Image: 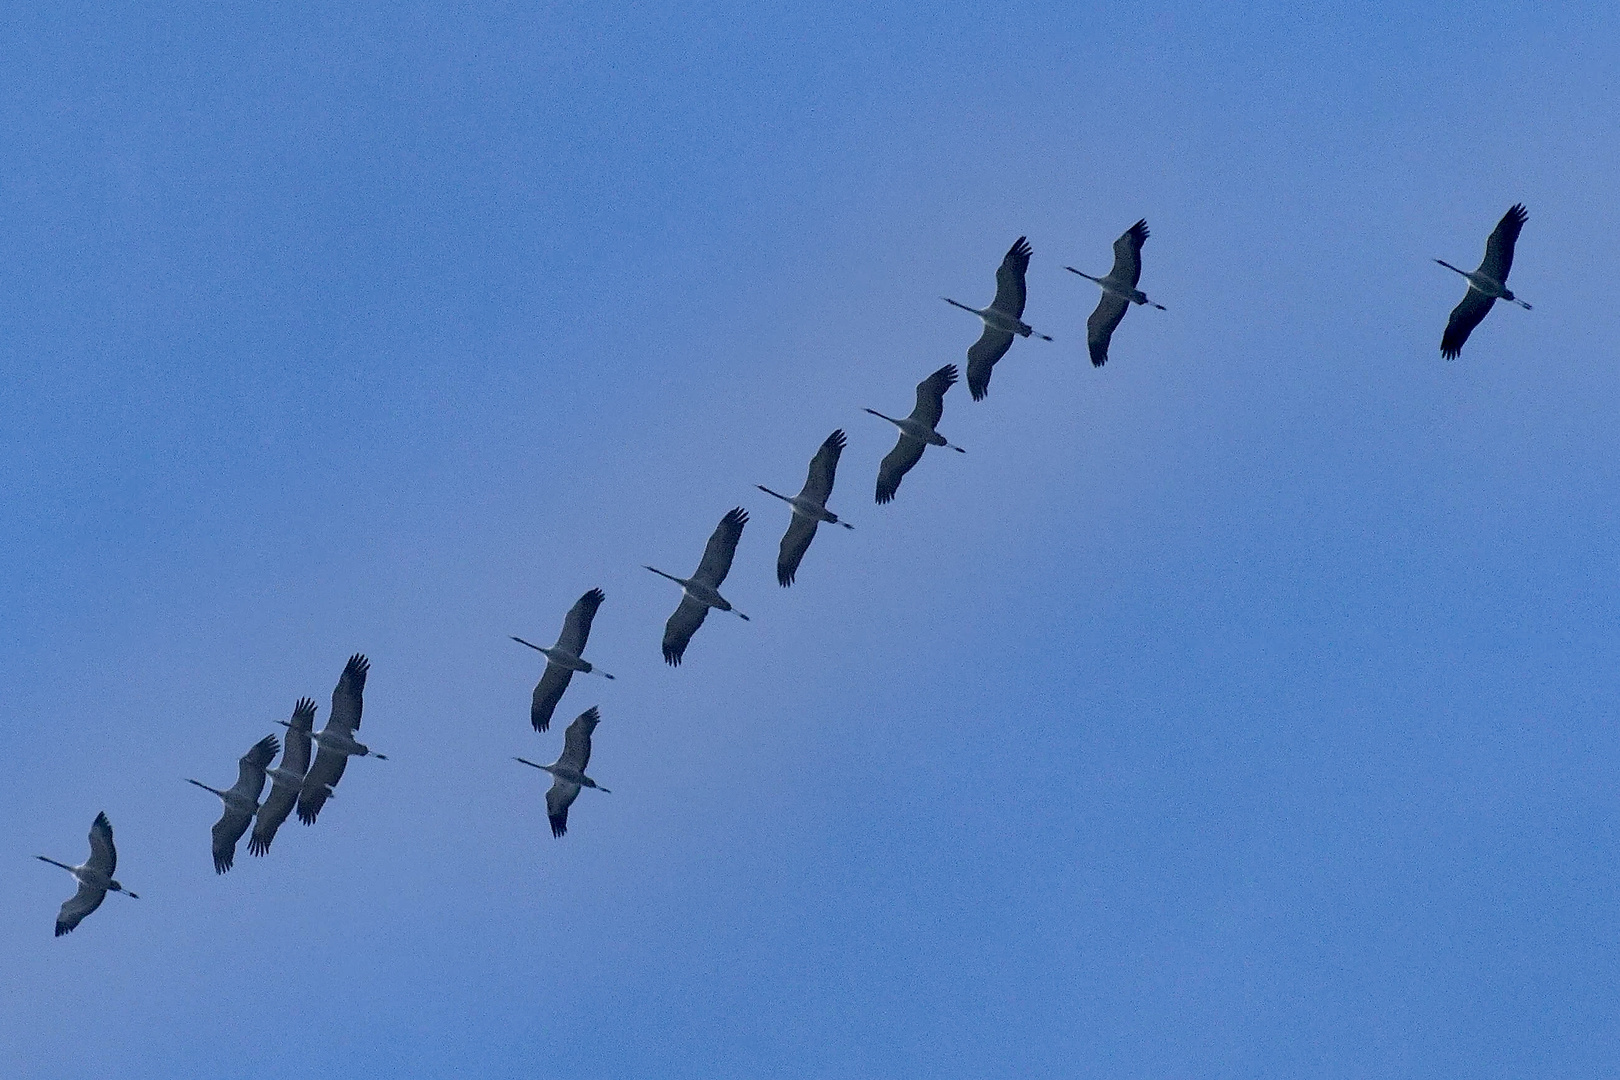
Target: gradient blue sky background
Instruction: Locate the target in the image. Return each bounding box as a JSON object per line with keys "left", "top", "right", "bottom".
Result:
{"left": 4, "top": 3, "right": 1618, "bottom": 1077}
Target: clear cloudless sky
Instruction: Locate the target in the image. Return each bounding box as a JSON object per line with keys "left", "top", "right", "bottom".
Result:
{"left": 3, "top": 3, "right": 1618, "bottom": 1077}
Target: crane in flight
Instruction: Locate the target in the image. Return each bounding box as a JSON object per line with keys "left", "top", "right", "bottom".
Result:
{"left": 943, "top": 236, "right": 1051, "bottom": 401}
{"left": 37, "top": 812, "right": 138, "bottom": 936}
{"left": 295, "top": 654, "right": 385, "bottom": 825}
{"left": 250, "top": 698, "right": 317, "bottom": 857}
{"left": 187, "top": 733, "right": 280, "bottom": 874}
{"left": 511, "top": 588, "right": 613, "bottom": 732}
{"left": 1437, "top": 203, "right": 1530, "bottom": 359}
{"left": 647, "top": 508, "right": 750, "bottom": 666}
{"left": 867, "top": 364, "right": 966, "bottom": 505}
{"left": 1066, "top": 219, "right": 1164, "bottom": 367}
{"left": 758, "top": 429, "right": 853, "bottom": 587}
{"left": 515, "top": 706, "right": 610, "bottom": 837}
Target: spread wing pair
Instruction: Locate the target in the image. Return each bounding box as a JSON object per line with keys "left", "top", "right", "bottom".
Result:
{"left": 297, "top": 653, "right": 370, "bottom": 825}
{"left": 520, "top": 588, "right": 607, "bottom": 732}
{"left": 872, "top": 364, "right": 965, "bottom": 505}
{"left": 1440, "top": 204, "right": 1529, "bottom": 359}
{"left": 964, "top": 237, "right": 1036, "bottom": 400}
{"left": 249, "top": 698, "right": 317, "bottom": 856}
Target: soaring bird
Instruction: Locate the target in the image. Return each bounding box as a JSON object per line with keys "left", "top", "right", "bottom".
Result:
{"left": 1066, "top": 219, "right": 1165, "bottom": 367}
{"left": 647, "top": 508, "right": 750, "bottom": 666}
{"left": 249, "top": 698, "right": 317, "bottom": 857}
{"left": 511, "top": 588, "right": 613, "bottom": 732}
{"left": 515, "top": 706, "right": 610, "bottom": 838}
{"left": 867, "top": 364, "right": 966, "bottom": 505}
{"left": 943, "top": 236, "right": 1052, "bottom": 401}
{"left": 758, "top": 429, "right": 854, "bottom": 587}
{"left": 1438, "top": 203, "right": 1531, "bottom": 359}
{"left": 295, "top": 654, "right": 385, "bottom": 825}
{"left": 187, "top": 734, "right": 280, "bottom": 874}
{"left": 37, "top": 812, "right": 139, "bottom": 936}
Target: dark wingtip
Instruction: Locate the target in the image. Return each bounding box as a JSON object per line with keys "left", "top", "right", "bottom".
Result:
{"left": 55, "top": 922, "right": 71, "bottom": 937}
{"left": 827, "top": 429, "right": 847, "bottom": 449}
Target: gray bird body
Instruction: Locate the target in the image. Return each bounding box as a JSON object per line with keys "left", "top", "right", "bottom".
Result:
{"left": 188, "top": 733, "right": 280, "bottom": 874}
{"left": 515, "top": 707, "right": 610, "bottom": 837}
{"left": 37, "top": 812, "right": 139, "bottom": 936}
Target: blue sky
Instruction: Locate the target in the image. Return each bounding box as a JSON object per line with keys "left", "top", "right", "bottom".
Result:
{"left": 3, "top": 3, "right": 1618, "bottom": 1077}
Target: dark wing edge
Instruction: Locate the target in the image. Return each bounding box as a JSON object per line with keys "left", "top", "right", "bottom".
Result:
{"left": 558, "top": 588, "right": 605, "bottom": 654}
{"left": 876, "top": 436, "right": 926, "bottom": 505}
{"left": 992, "top": 236, "right": 1032, "bottom": 317}
{"left": 330, "top": 653, "right": 369, "bottom": 734}
{"left": 661, "top": 595, "right": 710, "bottom": 666}
{"left": 1441, "top": 290, "right": 1494, "bottom": 359}
{"left": 1481, "top": 203, "right": 1527, "bottom": 282}
{"left": 1087, "top": 293, "right": 1130, "bottom": 367}
{"left": 694, "top": 507, "right": 748, "bottom": 586}
{"left": 966, "top": 328, "right": 1015, "bottom": 401}
{"left": 776, "top": 515, "right": 819, "bottom": 587}
{"left": 530, "top": 663, "right": 571, "bottom": 732}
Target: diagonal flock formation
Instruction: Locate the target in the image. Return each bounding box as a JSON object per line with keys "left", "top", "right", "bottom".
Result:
{"left": 34, "top": 207, "right": 1532, "bottom": 935}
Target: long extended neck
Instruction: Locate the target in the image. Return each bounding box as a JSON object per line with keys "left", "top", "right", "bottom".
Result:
{"left": 644, "top": 565, "right": 686, "bottom": 586}
{"left": 510, "top": 635, "right": 552, "bottom": 657}
{"left": 1435, "top": 259, "right": 1470, "bottom": 277}
{"left": 186, "top": 778, "right": 227, "bottom": 799}
{"left": 1065, "top": 266, "right": 1103, "bottom": 284}
{"left": 36, "top": 855, "right": 75, "bottom": 872}
{"left": 756, "top": 485, "right": 793, "bottom": 504}
{"left": 864, "top": 408, "right": 903, "bottom": 429}
{"left": 942, "top": 297, "right": 984, "bottom": 318}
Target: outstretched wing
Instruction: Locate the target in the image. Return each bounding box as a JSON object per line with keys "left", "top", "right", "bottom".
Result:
{"left": 558, "top": 706, "right": 600, "bottom": 774}
{"left": 1481, "top": 203, "right": 1527, "bottom": 283}
{"left": 251, "top": 784, "right": 298, "bottom": 856}
{"left": 329, "top": 654, "right": 369, "bottom": 735}
{"left": 990, "top": 236, "right": 1032, "bottom": 317}
{"left": 876, "top": 435, "right": 927, "bottom": 505}
{"left": 1441, "top": 290, "right": 1495, "bottom": 359}
{"left": 546, "top": 778, "right": 582, "bottom": 838}
{"left": 211, "top": 807, "right": 253, "bottom": 874}
{"left": 250, "top": 701, "right": 314, "bottom": 856}
{"left": 776, "top": 515, "right": 820, "bottom": 587}
{"left": 229, "top": 734, "right": 279, "bottom": 805}
{"left": 1087, "top": 293, "right": 1131, "bottom": 367}
{"left": 55, "top": 878, "right": 106, "bottom": 936}
{"left": 556, "top": 588, "right": 604, "bottom": 655}
{"left": 692, "top": 507, "right": 748, "bottom": 588}
{"left": 798, "top": 430, "right": 845, "bottom": 506}
{"left": 87, "top": 811, "right": 116, "bottom": 876}
{"left": 909, "top": 364, "right": 958, "bottom": 430}
{"left": 966, "top": 327, "right": 1015, "bottom": 401}
{"left": 530, "top": 663, "right": 572, "bottom": 733}
{"left": 1110, "top": 220, "right": 1148, "bottom": 289}
{"left": 297, "top": 746, "right": 347, "bottom": 825}
{"left": 661, "top": 594, "right": 710, "bottom": 666}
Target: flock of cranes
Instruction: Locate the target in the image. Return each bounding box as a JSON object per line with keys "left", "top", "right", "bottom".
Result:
{"left": 35, "top": 205, "right": 1532, "bottom": 937}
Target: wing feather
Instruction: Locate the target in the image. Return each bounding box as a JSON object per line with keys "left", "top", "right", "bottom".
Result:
{"left": 87, "top": 811, "right": 116, "bottom": 876}
{"left": 798, "top": 430, "right": 845, "bottom": 506}
{"left": 876, "top": 435, "right": 927, "bottom": 505}
{"left": 297, "top": 746, "right": 348, "bottom": 824}
{"left": 991, "top": 236, "right": 1032, "bottom": 317}
{"left": 966, "top": 327, "right": 1015, "bottom": 400}
{"left": 546, "top": 778, "right": 581, "bottom": 838}
{"left": 211, "top": 807, "right": 253, "bottom": 874}
{"left": 558, "top": 707, "right": 600, "bottom": 774}
{"left": 329, "top": 654, "right": 369, "bottom": 735}
{"left": 693, "top": 507, "right": 748, "bottom": 587}
{"left": 55, "top": 878, "right": 106, "bottom": 936}
{"left": 530, "top": 663, "right": 572, "bottom": 733}
{"left": 909, "top": 364, "right": 958, "bottom": 430}
{"left": 661, "top": 594, "right": 710, "bottom": 666}
{"left": 1441, "top": 289, "right": 1495, "bottom": 359}
{"left": 229, "top": 734, "right": 279, "bottom": 803}
{"left": 1087, "top": 293, "right": 1131, "bottom": 367}
{"left": 1110, "top": 220, "right": 1148, "bottom": 288}
{"left": 556, "top": 588, "right": 604, "bottom": 655}
{"left": 1481, "top": 203, "right": 1527, "bottom": 283}
{"left": 776, "top": 515, "right": 819, "bottom": 587}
